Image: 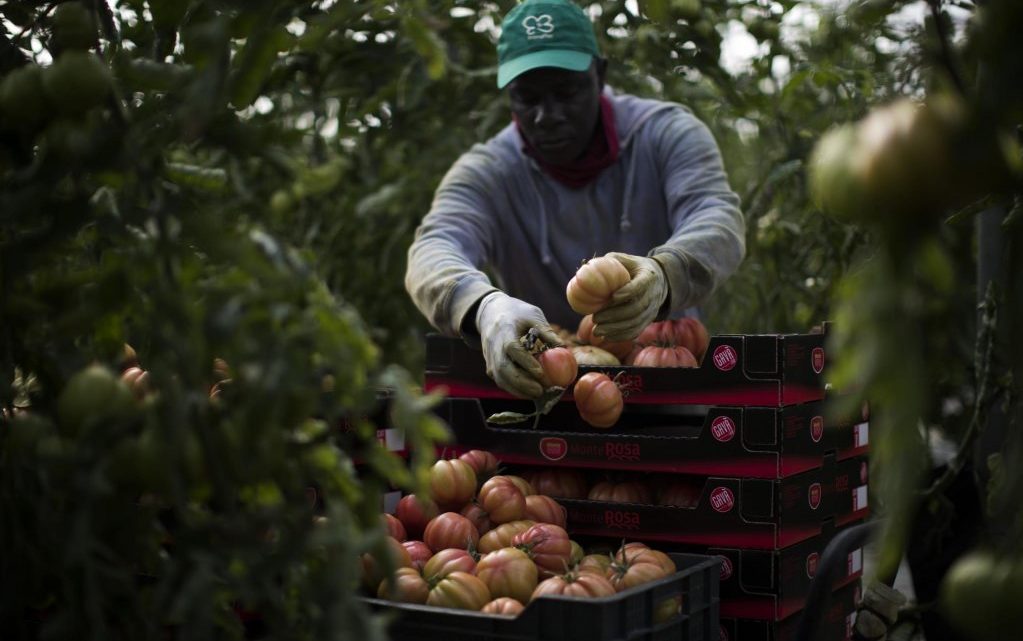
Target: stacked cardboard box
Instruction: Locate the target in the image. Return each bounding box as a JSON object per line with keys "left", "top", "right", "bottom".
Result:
{"left": 425, "top": 328, "right": 869, "bottom": 641}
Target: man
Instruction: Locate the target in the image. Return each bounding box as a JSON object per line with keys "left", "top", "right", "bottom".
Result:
{"left": 405, "top": 0, "right": 745, "bottom": 399}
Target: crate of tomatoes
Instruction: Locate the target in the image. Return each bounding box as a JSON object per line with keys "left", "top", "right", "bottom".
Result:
{"left": 359, "top": 449, "right": 721, "bottom": 641}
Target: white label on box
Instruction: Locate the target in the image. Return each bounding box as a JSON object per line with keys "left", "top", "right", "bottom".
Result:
{"left": 854, "top": 422, "right": 870, "bottom": 447}
{"left": 384, "top": 428, "right": 405, "bottom": 452}
{"left": 848, "top": 548, "right": 863, "bottom": 575}
{"left": 853, "top": 485, "right": 869, "bottom": 511}
{"left": 382, "top": 490, "right": 402, "bottom": 514}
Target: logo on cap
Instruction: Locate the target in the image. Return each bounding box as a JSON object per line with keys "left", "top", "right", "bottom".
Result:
{"left": 522, "top": 14, "right": 555, "bottom": 38}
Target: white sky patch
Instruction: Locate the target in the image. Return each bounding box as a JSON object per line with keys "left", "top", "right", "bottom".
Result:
{"left": 286, "top": 18, "right": 307, "bottom": 37}
{"left": 719, "top": 20, "right": 763, "bottom": 75}
{"left": 450, "top": 7, "right": 475, "bottom": 19}
{"left": 254, "top": 96, "right": 274, "bottom": 114}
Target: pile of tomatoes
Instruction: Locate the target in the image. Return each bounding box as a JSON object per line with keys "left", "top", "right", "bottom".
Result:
{"left": 519, "top": 467, "right": 702, "bottom": 508}
{"left": 365, "top": 449, "right": 685, "bottom": 617}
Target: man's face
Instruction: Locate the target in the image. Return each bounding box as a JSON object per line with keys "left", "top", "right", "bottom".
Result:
{"left": 507, "top": 59, "right": 606, "bottom": 166}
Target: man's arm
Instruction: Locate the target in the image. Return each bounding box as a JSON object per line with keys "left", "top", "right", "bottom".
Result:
{"left": 593, "top": 108, "right": 746, "bottom": 340}
{"left": 648, "top": 108, "right": 746, "bottom": 315}
{"left": 405, "top": 146, "right": 501, "bottom": 340}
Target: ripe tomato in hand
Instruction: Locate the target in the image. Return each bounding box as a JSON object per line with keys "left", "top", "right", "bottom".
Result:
{"left": 537, "top": 347, "right": 578, "bottom": 388}
{"left": 566, "top": 256, "right": 631, "bottom": 315}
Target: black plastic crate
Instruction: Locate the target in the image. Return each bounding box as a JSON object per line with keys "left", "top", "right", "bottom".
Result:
{"left": 364, "top": 553, "right": 720, "bottom": 641}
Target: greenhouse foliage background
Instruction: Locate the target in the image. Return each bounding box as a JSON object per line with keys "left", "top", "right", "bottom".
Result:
{"left": 1, "top": 1, "right": 1020, "bottom": 640}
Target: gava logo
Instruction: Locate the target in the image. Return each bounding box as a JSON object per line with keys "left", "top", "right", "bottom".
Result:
{"left": 712, "top": 345, "right": 738, "bottom": 372}
{"left": 811, "top": 347, "right": 825, "bottom": 374}
{"left": 711, "top": 416, "right": 736, "bottom": 443}
{"left": 522, "top": 14, "right": 555, "bottom": 38}
{"left": 806, "top": 552, "right": 820, "bottom": 578}
{"left": 718, "top": 555, "right": 734, "bottom": 580}
{"left": 710, "top": 486, "right": 735, "bottom": 513}
{"left": 808, "top": 482, "right": 822, "bottom": 510}
{"left": 810, "top": 415, "right": 824, "bottom": 443}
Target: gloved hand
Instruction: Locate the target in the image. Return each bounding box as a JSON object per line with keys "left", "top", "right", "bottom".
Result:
{"left": 476, "top": 292, "right": 564, "bottom": 399}
{"left": 592, "top": 252, "right": 669, "bottom": 341}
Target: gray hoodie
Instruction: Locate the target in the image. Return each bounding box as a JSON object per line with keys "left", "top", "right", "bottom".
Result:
{"left": 405, "top": 89, "right": 746, "bottom": 336}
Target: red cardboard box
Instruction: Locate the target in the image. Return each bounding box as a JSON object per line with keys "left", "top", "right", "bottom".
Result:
{"left": 718, "top": 579, "right": 861, "bottom": 641}
{"left": 425, "top": 332, "right": 827, "bottom": 407}
{"left": 434, "top": 396, "right": 868, "bottom": 478}
{"left": 549, "top": 455, "right": 869, "bottom": 549}
{"left": 700, "top": 525, "right": 863, "bottom": 621}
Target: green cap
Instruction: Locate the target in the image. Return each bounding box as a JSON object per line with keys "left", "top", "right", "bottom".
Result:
{"left": 497, "top": 0, "right": 600, "bottom": 89}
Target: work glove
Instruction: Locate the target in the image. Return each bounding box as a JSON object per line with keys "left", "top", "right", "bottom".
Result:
{"left": 476, "top": 292, "right": 563, "bottom": 399}
{"left": 592, "top": 252, "right": 670, "bottom": 342}
{"left": 853, "top": 581, "right": 907, "bottom": 641}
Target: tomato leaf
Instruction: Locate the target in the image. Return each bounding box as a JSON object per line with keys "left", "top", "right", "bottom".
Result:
{"left": 485, "top": 411, "right": 534, "bottom": 425}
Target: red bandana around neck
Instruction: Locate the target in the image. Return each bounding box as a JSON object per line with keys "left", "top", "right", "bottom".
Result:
{"left": 515, "top": 95, "right": 620, "bottom": 189}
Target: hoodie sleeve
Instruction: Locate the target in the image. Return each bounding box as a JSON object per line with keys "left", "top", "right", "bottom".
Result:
{"left": 647, "top": 109, "right": 746, "bottom": 315}
{"left": 404, "top": 144, "right": 504, "bottom": 337}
